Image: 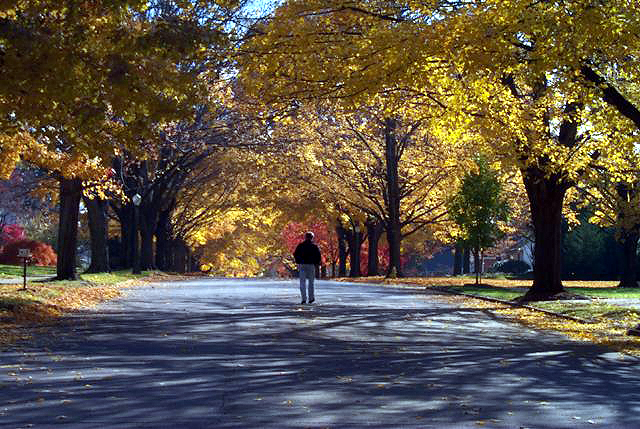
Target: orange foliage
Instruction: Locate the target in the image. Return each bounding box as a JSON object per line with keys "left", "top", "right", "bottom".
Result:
{"left": 0, "top": 240, "right": 57, "bottom": 266}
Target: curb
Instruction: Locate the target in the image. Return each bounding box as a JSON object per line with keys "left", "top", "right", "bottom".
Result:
{"left": 426, "top": 285, "right": 597, "bottom": 324}
{"left": 339, "top": 279, "right": 597, "bottom": 325}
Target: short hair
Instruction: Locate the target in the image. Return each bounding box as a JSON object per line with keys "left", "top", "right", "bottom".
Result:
{"left": 305, "top": 231, "right": 314, "bottom": 240}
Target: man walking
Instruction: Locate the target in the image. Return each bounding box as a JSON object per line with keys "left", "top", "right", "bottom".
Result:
{"left": 293, "top": 232, "right": 322, "bottom": 304}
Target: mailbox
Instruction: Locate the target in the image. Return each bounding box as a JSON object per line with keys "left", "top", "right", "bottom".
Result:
{"left": 18, "top": 249, "right": 32, "bottom": 258}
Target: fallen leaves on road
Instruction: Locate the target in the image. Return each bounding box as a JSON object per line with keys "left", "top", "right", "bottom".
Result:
{"left": 438, "top": 294, "right": 640, "bottom": 355}
{"left": 0, "top": 274, "right": 170, "bottom": 348}
{"left": 344, "top": 277, "right": 640, "bottom": 355}
{"left": 343, "top": 276, "right": 619, "bottom": 289}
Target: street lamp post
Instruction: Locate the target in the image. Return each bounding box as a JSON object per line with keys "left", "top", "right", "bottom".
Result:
{"left": 132, "top": 193, "right": 142, "bottom": 274}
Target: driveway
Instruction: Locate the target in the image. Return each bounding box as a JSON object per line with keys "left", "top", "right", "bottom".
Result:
{"left": 1, "top": 278, "right": 640, "bottom": 428}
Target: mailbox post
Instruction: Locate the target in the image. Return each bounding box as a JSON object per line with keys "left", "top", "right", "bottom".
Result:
{"left": 18, "top": 248, "right": 32, "bottom": 291}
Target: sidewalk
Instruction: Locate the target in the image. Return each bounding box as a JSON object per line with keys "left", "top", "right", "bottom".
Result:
{"left": 0, "top": 275, "right": 56, "bottom": 284}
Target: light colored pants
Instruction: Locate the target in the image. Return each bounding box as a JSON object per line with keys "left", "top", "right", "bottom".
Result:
{"left": 298, "top": 264, "right": 316, "bottom": 302}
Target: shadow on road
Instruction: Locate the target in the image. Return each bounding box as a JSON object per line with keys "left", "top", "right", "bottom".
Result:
{"left": 2, "top": 280, "right": 639, "bottom": 428}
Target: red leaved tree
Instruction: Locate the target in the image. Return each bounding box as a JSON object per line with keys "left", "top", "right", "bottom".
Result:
{"left": 360, "top": 243, "right": 392, "bottom": 276}
{"left": 0, "top": 224, "right": 26, "bottom": 246}
{"left": 0, "top": 239, "right": 57, "bottom": 266}
{"left": 281, "top": 220, "right": 339, "bottom": 270}
{"left": 281, "top": 220, "right": 403, "bottom": 277}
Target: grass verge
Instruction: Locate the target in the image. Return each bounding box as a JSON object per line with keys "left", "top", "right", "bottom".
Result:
{"left": 0, "top": 264, "right": 57, "bottom": 278}
{"left": 339, "top": 276, "right": 640, "bottom": 355}
{"left": 0, "top": 270, "right": 163, "bottom": 348}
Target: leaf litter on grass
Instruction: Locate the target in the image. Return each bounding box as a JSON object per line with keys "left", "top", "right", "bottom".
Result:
{"left": 343, "top": 276, "right": 640, "bottom": 355}
{"left": 0, "top": 272, "right": 172, "bottom": 347}
{"left": 436, "top": 294, "right": 640, "bottom": 355}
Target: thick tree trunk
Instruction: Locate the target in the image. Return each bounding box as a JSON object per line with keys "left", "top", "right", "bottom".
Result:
{"left": 139, "top": 224, "right": 154, "bottom": 270}
{"left": 616, "top": 183, "right": 639, "bottom": 288}
{"left": 522, "top": 167, "right": 569, "bottom": 300}
{"left": 366, "top": 220, "right": 383, "bottom": 276}
{"left": 132, "top": 204, "right": 141, "bottom": 274}
{"left": 190, "top": 252, "right": 200, "bottom": 272}
{"left": 172, "top": 239, "right": 189, "bottom": 273}
{"left": 463, "top": 246, "right": 471, "bottom": 274}
{"left": 474, "top": 248, "right": 481, "bottom": 285}
{"left": 84, "top": 196, "right": 110, "bottom": 273}
{"left": 384, "top": 118, "right": 403, "bottom": 277}
{"left": 114, "top": 156, "right": 135, "bottom": 270}
{"left": 619, "top": 231, "right": 639, "bottom": 288}
{"left": 119, "top": 205, "right": 134, "bottom": 269}
{"left": 155, "top": 208, "right": 172, "bottom": 271}
{"left": 453, "top": 242, "right": 463, "bottom": 275}
{"left": 385, "top": 225, "right": 402, "bottom": 278}
{"left": 347, "top": 228, "right": 363, "bottom": 277}
{"left": 521, "top": 106, "right": 578, "bottom": 301}
{"left": 139, "top": 212, "right": 157, "bottom": 271}
{"left": 337, "top": 223, "right": 348, "bottom": 277}
{"left": 56, "top": 178, "right": 83, "bottom": 280}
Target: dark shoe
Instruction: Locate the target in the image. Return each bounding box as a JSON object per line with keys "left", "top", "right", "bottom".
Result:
{"left": 309, "top": 299, "right": 315, "bottom": 304}
{"left": 301, "top": 300, "right": 306, "bottom": 305}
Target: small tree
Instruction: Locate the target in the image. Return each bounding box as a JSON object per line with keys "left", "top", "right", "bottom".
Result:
{"left": 449, "top": 159, "right": 510, "bottom": 284}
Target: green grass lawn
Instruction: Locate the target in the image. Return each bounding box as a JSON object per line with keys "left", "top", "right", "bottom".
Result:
{"left": 533, "top": 301, "right": 640, "bottom": 320}
{"left": 444, "top": 283, "right": 640, "bottom": 301}
{"left": 446, "top": 283, "right": 640, "bottom": 321}
{"left": 0, "top": 270, "right": 158, "bottom": 320}
{"left": 80, "top": 270, "right": 155, "bottom": 284}
{"left": 0, "top": 264, "right": 154, "bottom": 284}
{"left": 0, "top": 264, "right": 57, "bottom": 278}
{"left": 448, "top": 284, "right": 525, "bottom": 301}
{"left": 352, "top": 276, "right": 640, "bottom": 354}
{"left": 566, "top": 287, "right": 640, "bottom": 299}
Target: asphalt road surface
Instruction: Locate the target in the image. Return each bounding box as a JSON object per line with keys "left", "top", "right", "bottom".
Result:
{"left": 2, "top": 278, "right": 640, "bottom": 428}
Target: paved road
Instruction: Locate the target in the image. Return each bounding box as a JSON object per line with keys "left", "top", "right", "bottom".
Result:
{"left": 2, "top": 279, "right": 640, "bottom": 428}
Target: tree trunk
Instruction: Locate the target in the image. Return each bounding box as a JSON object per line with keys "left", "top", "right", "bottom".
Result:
{"left": 132, "top": 204, "right": 141, "bottom": 274}
{"left": 337, "top": 223, "right": 348, "bottom": 277}
{"left": 521, "top": 167, "right": 569, "bottom": 300}
{"left": 366, "top": 220, "right": 383, "bottom": 276}
{"left": 463, "top": 246, "right": 471, "bottom": 274}
{"left": 172, "top": 239, "right": 189, "bottom": 273}
{"left": 190, "top": 251, "right": 200, "bottom": 272}
{"left": 384, "top": 118, "right": 403, "bottom": 277}
{"left": 56, "top": 178, "right": 83, "bottom": 280}
{"left": 139, "top": 224, "right": 154, "bottom": 270}
{"left": 474, "top": 248, "right": 480, "bottom": 285}
{"left": 480, "top": 250, "right": 484, "bottom": 285}
{"left": 137, "top": 200, "right": 159, "bottom": 271}
{"left": 118, "top": 205, "right": 134, "bottom": 269}
{"left": 84, "top": 196, "right": 110, "bottom": 273}
{"left": 453, "top": 242, "right": 463, "bottom": 275}
{"left": 155, "top": 208, "right": 172, "bottom": 271}
{"left": 347, "top": 227, "right": 363, "bottom": 277}
{"left": 619, "top": 230, "right": 639, "bottom": 288}
{"left": 616, "top": 183, "right": 639, "bottom": 288}
{"left": 113, "top": 156, "right": 135, "bottom": 270}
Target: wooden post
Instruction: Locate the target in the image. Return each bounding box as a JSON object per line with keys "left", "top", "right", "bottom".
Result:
{"left": 18, "top": 248, "right": 31, "bottom": 291}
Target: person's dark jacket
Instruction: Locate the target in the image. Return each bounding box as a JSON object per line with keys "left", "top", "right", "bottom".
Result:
{"left": 294, "top": 240, "right": 321, "bottom": 265}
